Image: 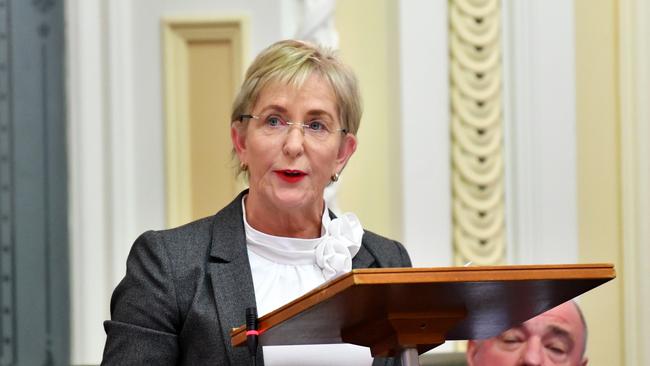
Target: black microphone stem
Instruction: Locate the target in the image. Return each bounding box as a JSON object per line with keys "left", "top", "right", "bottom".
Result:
{"left": 246, "top": 307, "right": 259, "bottom": 366}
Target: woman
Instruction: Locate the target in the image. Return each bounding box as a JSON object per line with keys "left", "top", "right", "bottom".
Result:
{"left": 102, "top": 40, "right": 411, "bottom": 366}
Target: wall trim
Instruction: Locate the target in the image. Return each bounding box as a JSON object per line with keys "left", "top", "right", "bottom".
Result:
{"left": 501, "top": 0, "right": 578, "bottom": 264}
{"left": 620, "top": 0, "right": 650, "bottom": 363}
{"left": 66, "top": 0, "right": 111, "bottom": 363}
{"left": 398, "top": 0, "right": 452, "bottom": 267}
{"left": 106, "top": 0, "right": 138, "bottom": 289}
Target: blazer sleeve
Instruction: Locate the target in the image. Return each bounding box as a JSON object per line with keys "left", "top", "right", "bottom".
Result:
{"left": 395, "top": 240, "right": 412, "bottom": 267}
{"left": 358, "top": 230, "right": 413, "bottom": 269}
{"left": 101, "top": 231, "right": 180, "bottom": 365}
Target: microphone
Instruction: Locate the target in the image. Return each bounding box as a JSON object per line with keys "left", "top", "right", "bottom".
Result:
{"left": 245, "top": 307, "right": 259, "bottom": 362}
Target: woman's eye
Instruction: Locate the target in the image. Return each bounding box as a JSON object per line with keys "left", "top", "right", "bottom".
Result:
{"left": 308, "top": 121, "right": 325, "bottom": 131}
{"left": 266, "top": 116, "right": 283, "bottom": 127}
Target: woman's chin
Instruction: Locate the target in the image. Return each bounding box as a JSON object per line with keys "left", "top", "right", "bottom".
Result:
{"left": 267, "top": 187, "right": 320, "bottom": 210}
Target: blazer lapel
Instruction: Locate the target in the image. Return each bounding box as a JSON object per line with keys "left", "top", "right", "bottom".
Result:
{"left": 208, "top": 191, "right": 259, "bottom": 365}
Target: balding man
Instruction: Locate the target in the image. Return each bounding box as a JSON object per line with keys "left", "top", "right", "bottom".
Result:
{"left": 466, "top": 301, "right": 588, "bottom": 366}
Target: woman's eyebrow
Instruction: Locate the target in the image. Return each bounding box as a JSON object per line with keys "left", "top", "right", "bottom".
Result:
{"left": 258, "top": 104, "right": 288, "bottom": 114}
{"left": 305, "top": 109, "right": 335, "bottom": 119}
{"left": 256, "top": 105, "right": 335, "bottom": 121}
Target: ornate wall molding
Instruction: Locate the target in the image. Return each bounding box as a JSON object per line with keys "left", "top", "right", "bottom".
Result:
{"left": 450, "top": 0, "right": 505, "bottom": 266}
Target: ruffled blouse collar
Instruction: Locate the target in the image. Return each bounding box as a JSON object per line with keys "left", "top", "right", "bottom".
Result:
{"left": 242, "top": 196, "right": 363, "bottom": 280}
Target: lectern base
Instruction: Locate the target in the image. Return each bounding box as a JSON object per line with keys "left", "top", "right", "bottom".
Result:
{"left": 400, "top": 348, "right": 420, "bottom": 366}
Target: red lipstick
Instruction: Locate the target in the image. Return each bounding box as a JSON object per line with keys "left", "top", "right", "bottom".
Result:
{"left": 274, "top": 170, "right": 307, "bottom": 183}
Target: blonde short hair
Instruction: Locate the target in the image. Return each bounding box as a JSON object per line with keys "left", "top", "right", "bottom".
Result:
{"left": 231, "top": 40, "right": 362, "bottom": 148}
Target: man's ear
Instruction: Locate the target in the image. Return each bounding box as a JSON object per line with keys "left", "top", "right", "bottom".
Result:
{"left": 335, "top": 133, "right": 357, "bottom": 172}
{"left": 581, "top": 357, "right": 588, "bottom": 366}
{"left": 231, "top": 124, "right": 247, "bottom": 162}
{"left": 466, "top": 340, "right": 479, "bottom": 366}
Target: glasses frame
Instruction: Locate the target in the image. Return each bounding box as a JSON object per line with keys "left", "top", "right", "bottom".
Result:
{"left": 238, "top": 114, "right": 348, "bottom": 135}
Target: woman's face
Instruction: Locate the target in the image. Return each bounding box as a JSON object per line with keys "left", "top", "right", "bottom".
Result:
{"left": 231, "top": 74, "right": 357, "bottom": 213}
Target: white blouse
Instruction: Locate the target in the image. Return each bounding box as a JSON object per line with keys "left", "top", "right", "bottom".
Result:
{"left": 242, "top": 197, "right": 373, "bottom": 366}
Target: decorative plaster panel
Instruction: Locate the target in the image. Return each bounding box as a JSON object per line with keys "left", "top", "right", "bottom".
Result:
{"left": 449, "top": 0, "right": 505, "bottom": 266}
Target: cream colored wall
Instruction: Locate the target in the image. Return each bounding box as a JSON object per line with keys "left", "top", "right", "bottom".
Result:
{"left": 334, "top": 0, "right": 402, "bottom": 241}
{"left": 575, "top": 0, "right": 624, "bottom": 364}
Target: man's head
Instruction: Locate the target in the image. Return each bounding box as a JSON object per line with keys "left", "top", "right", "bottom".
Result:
{"left": 466, "top": 301, "right": 588, "bottom": 366}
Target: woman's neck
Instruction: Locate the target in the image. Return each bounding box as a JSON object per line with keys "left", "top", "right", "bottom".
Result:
{"left": 244, "top": 194, "right": 324, "bottom": 239}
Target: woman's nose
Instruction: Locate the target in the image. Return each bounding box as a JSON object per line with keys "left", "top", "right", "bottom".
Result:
{"left": 282, "top": 126, "right": 305, "bottom": 157}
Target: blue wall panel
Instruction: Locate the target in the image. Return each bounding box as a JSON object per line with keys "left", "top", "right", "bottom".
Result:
{"left": 0, "top": 0, "right": 69, "bottom": 365}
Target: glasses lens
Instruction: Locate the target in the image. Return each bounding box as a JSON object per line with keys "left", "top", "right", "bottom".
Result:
{"left": 253, "top": 114, "right": 339, "bottom": 141}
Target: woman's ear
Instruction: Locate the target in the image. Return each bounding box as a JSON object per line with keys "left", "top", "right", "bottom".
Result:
{"left": 231, "top": 124, "right": 247, "bottom": 161}
{"left": 335, "top": 133, "right": 357, "bottom": 172}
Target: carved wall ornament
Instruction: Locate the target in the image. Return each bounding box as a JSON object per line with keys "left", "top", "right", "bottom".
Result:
{"left": 450, "top": 0, "right": 505, "bottom": 266}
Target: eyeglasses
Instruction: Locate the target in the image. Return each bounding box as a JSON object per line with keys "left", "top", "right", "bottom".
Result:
{"left": 239, "top": 114, "right": 348, "bottom": 142}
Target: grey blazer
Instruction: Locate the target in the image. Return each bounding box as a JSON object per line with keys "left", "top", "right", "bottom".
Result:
{"left": 102, "top": 191, "right": 412, "bottom": 365}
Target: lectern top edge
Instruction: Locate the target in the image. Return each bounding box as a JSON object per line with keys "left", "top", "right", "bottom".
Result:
{"left": 350, "top": 263, "right": 614, "bottom": 275}
{"left": 349, "top": 263, "right": 615, "bottom": 284}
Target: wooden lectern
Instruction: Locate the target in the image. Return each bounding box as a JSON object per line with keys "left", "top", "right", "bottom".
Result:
{"left": 232, "top": 264, "right": 615, "bottom": 365}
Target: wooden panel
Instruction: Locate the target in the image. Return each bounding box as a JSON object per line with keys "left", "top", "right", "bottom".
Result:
{"left": 163, "top": 19, "right": 247, "bottom": 227}
{"left": 187, "top": 40, "right": 238, "bottom": 219}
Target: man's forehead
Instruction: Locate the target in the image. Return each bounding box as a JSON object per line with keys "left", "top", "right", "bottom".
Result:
{"left": 522, "top": 303, "right": 582, "bottom": 335}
